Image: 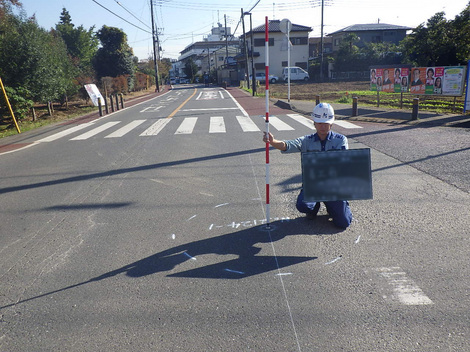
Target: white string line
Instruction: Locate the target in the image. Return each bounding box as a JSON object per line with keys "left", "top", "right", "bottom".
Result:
{"left": 248, "top": 153, "right": 302, "bottom": 352}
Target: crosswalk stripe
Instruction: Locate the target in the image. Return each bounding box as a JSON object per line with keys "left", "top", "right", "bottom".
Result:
{"left": 269, "top": 116, "right": 295, "bottom": 131}
{"left": 37, "top": 113, "right": 363, "bottom": 142}
{"left": 287, "top": 114, "right": 315, "bottom": 129}
{"left": 334, "top": 120, "right": 363, "bottom": 129}
{"left": 209, "top": 116, "right": 226, "bottom": 133}
{"left": 140, "top": 119, "right": 171, "bottom": 136}
{"left": 236, "top": 115, "right": 260, "bottom": 132}
{"left": 105, "top": 120, "right": 146, "bottom": 138}
{"left": 175, "top": 117, "right": 197, "bottom": 134}
{"left": 70, "top": 121, "right": 121, "bottom": 140}
{"left": 37, "top": 122, "right": 95, "bottom": 142}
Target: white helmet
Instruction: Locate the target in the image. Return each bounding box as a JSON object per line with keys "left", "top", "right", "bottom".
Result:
{"left": 311, "top": 103, "right": 335, "bottom": 124}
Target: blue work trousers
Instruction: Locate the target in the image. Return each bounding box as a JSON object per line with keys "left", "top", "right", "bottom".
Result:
{"left": 296, "top": 189, "right": 352, "bottom": 228}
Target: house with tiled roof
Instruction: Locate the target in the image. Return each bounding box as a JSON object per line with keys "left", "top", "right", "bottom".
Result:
{"left": 240, "top": 19, "right": 312, "bottom": 78}
{"left": 328, "top": 23, "right": 413, "bottom": 52}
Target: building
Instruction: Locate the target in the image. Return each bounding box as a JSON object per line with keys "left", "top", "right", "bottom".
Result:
{"left": 309, "top": 36, "right": 333, "bottom": 59}
{"left": 240, "top": 19, "right": 312, "bottom": 79}
{"left": 328, "top": 23, "right": 413, "bottom": 51}
{"left": 175, "top": 23, "right": 239, "bottom": 77}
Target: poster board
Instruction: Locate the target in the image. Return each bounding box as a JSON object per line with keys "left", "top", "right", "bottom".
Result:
{"left": 464, "top": 60, "right": 470, "bottom": 113}
{"left": 301, "top": 149, "right": 373, "bottom": 202}
{"left": 409, "top": 66, "right": 465, "bottom": 96}
{"left": 84, "top": 84, "right": 104, "bottom": 106}
{"left": 371, "top": 66, "right": 466, "bottom": 96}
{"left": 370, "top": 67, "right": 409, "bottom": 93}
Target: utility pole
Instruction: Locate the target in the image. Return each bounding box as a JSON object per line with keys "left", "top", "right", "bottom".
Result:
{"left": 224, "top": 14, "right": 228, "bottom": 66}
{"left": 150, "top": 0, "right": 160, "bottom": 92}
{"left": 241, "top": 8, "right": 250, "bottom": 89}
{"left": 249, "top": 12, "right": 256, "bottom": 95}
{"left": 320, "top": 0, "right": 324, "bottom": 81}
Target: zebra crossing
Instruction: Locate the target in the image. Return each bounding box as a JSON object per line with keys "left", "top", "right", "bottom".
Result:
{"left": 36, "top": 114, "right": 362, "bottom": 143}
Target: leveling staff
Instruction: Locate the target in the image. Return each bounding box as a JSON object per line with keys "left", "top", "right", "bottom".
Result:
{"left": 262, "top": 103, "right": 353, "bottom": 228}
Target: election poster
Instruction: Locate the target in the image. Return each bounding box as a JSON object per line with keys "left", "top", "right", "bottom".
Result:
{"left": 442, "top": 66, "right": 465, "bottom": 96}
{"left": 410, "top": 66, "right": 465, "bottom": 96}
{"left": 370, "top": 67, "right": 409, "bottom": 93}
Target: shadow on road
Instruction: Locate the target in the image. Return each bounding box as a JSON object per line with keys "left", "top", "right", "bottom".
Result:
{"left": 0, "top": 217, "right": 343, "bottom": 309}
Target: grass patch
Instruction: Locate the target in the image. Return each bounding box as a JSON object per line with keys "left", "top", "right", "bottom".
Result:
{"left": 0, "top": 105, "right": 97, "bottom": 138}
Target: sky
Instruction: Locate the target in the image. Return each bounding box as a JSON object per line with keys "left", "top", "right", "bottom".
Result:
{"left": 15, "top": 0, "right": 470, "bottom": 61}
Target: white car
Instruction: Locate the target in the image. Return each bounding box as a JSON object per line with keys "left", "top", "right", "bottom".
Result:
{"left": 250, "top": 72, "right": 279, "bottom": 83}
{"left": 282, "top": 67, "right": 309, "bottom": 82}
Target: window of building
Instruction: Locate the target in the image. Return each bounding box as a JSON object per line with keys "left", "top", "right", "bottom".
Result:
{"left": 254, "top": 38, "right": 274, "bottom": 47}
{"left": 291, "top": 37, "right": 308, "bottom": 45}
{"left": 254, "top": 63, "right": 266, "bottom": 70}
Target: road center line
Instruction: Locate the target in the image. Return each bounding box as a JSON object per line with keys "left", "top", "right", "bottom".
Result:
{"left": 167, "top": 88, "right": 198, "bottom": 119}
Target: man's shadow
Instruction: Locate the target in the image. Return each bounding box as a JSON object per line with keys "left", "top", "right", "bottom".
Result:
{"left": 1, "top": 217, "right": 344, "bottom": 309}
{"left": 95, "top": 217, "right": 324, "bottom": 280}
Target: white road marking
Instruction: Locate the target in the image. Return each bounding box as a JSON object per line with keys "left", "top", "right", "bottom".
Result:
{"left": 70, "top": 121, "right": 121, "bottom": 140}
{"left": 214, "top": 203, "right": 229, "bottom": 208}
{"left": 105, "top": 120, "right": 146, "bottom": 138}
{"left": 140, "top": 119, "right": 171, "bottom": 136}
{"left": 269, "top": 116, "right": 295, "bottom": 131}
{"left": 236, "top": 115, "right": 260, "bottom": 132}
{"left": 209, "top": 116, "right": 225, "bottom": 133}
{"left": 325, "top": 256, "right": 342, "bottom": 265}
{"left": 37, "top": 122, "right": 95, "bottom": 142}
{"left": 140, "top": 106, "right": 162, "bottom": 113}
{"left": 224, "top": 90, "right": 249, "bottom": 117}
{"left": 175, "top": 117, "right": 197, "bottom": 134}
{"left": 180, "top": 107, "right": 238, "bottom": 112}
{"left": 224, "top": 269, "right": 245, "bottom": 274}
{"left": 287, "top": 113, "right": 315, "bottom": 129}
{"left": 183, "top": 252, "right": 197, "bottom": 260}
{"left": 334, "top": 120, "right": 363, "bottom": 129}
{"left": 376, "top": 267, "right": 433, "bottom": 305}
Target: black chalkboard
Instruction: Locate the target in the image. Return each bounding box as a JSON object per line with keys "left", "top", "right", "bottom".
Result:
{"left": 301, "top": 149, "right": 373, "bottom": 201}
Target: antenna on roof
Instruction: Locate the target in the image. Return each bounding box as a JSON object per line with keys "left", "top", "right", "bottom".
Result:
{"left": 378, "top": 18, "right": 380, "bottom": 24}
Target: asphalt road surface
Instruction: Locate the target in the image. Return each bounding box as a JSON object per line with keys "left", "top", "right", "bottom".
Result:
{"left": 0, "top": 85, "right": 469, "bottom": 351}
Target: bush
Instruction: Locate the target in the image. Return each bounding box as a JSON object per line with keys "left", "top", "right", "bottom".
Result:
{"left": 0, "top": 86, "right": 34, "bottom": 122}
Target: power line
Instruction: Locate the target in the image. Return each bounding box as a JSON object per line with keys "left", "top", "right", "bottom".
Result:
{"left": 91, "top": 0, "right": 152, "bottom": 34}
{"left": 113, "top": 0, "right": 152, "bottom": 30}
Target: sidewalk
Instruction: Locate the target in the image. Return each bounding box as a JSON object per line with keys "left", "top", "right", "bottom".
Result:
{"left": 0, "top": 86, "right": 170, "bottom": 153}
{"left": 273, "top": 98, "right": 470, "bottom": 128}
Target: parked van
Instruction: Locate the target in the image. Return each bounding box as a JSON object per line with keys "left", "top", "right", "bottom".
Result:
{"left": 282, "top": 66, "right": 309, "bottom": 82}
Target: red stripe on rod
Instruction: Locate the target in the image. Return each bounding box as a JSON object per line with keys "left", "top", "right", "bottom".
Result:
{"left": 265, "top": 16, "right": 271, "bottom": 227}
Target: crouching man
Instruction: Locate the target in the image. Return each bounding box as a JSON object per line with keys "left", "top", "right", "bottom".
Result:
{"left": 262, "top": 103, "right": 352, "bottom": 228}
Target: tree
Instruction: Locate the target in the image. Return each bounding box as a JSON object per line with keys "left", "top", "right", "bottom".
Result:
{"left": 401, "top": 12, "right": 457, "bottom": 66}
{"left": 362, "top": 42, "right": 402, "bottom": 66}
{"left": 183, "top": 58, "right": 198, "bottom": 82}
{"left": 93, "top": 25, "right": 135, "bottom": 81}
{"left": 451, "top": 3, "right": 470, "bottom": 63}
{"left": 0, "top": 12, "right": 77, "bottom": 103}
{"left": 0, "top": 0, "right": 21, "bottom": 19}
{"left": 55, "top": 8, "right": 99, "bottom": 76}
{"left": 333, "top": 33, "right": 363, "bottom": 71}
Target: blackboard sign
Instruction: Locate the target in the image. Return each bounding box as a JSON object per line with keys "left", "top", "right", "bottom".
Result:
{"left": 301, "top": 149, "right": 373, "bottom": 201}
